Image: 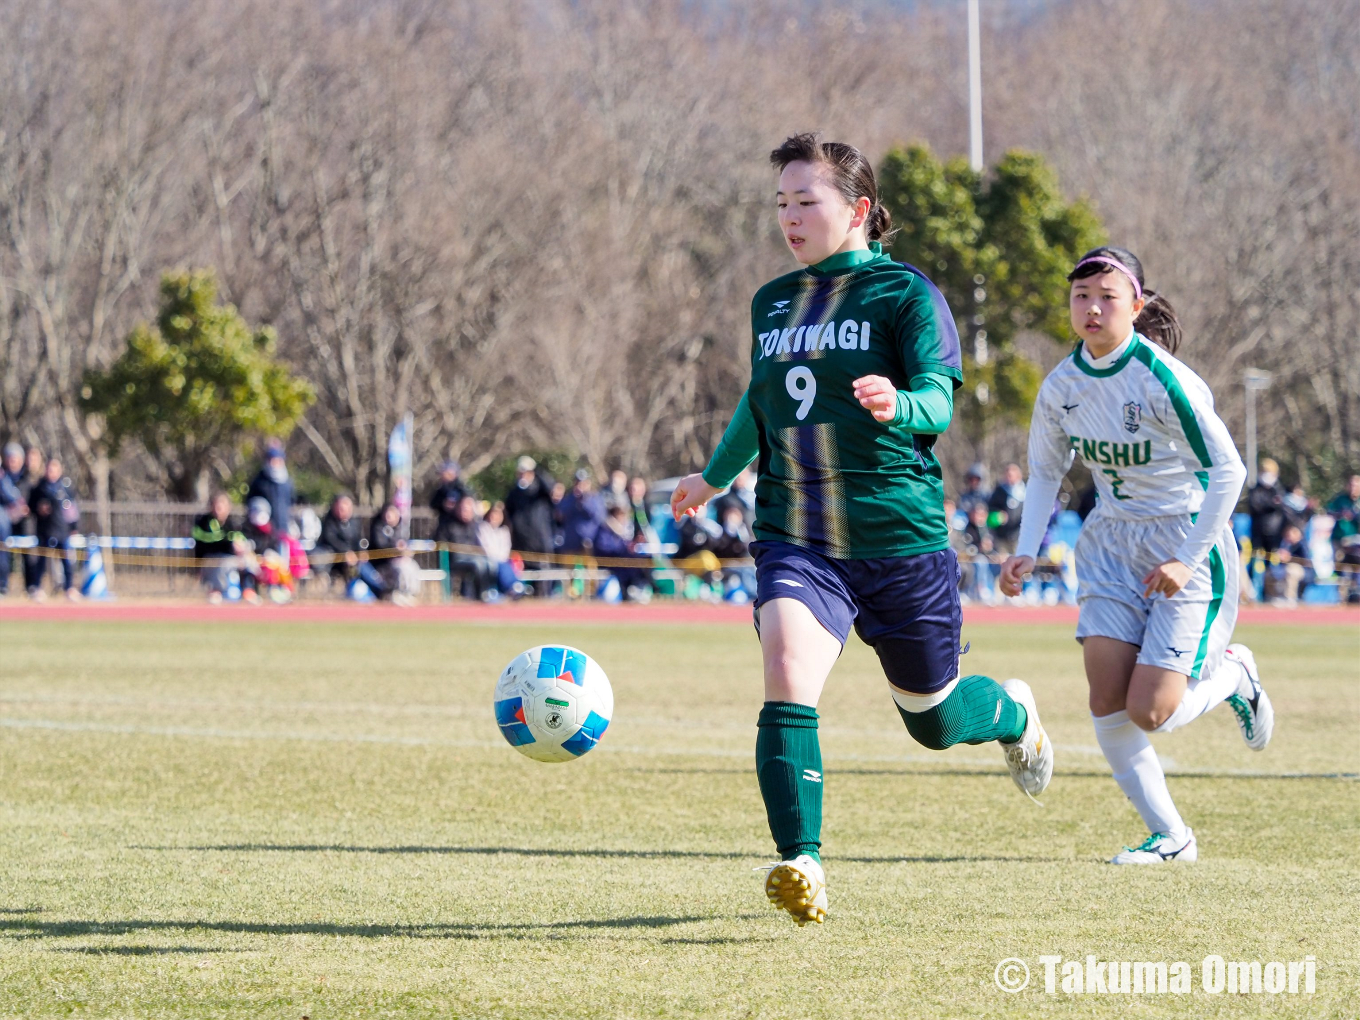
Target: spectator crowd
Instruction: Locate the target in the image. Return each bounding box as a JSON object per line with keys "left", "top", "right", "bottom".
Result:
{"left": 2, "top": 437, "right": 1358, "bottom": 608}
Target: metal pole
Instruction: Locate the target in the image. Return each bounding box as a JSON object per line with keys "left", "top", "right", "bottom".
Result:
{"left": 1243, "top": 369, "right": 1272, "bottom": 488}
{"left": 1245, "top": 383, "right": 1257, "bottom": 488}
{"left": 967, "top": 0, "right": 983, "bottom": 172}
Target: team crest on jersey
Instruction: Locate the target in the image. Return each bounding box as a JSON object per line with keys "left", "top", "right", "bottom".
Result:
{"left": 767, "top": 300, "right": 791, "bottom": 318}
{"left": 1122, "top": 401, "right": 1143, "bottom": 434}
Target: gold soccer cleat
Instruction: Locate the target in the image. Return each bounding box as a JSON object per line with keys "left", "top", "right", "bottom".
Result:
{"left": 761, "top": 854, "right": 828, "bottom": 926}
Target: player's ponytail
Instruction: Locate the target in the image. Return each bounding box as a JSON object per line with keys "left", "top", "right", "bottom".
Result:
{"left": 866, "top": 203, "right": 893, "bottom": 244}
{"left": 1133, "top": 291, "right": 1182, "bottom": 355}
{"left": 1068, "top": 245, "right": 1183, "bottom": 355}
{"left": 770, "top": 132, "right": 898, "bottom": 244}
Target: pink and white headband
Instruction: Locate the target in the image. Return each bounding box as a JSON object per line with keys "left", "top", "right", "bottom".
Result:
{"left": 1073, "top": 256, "right": 1143, "bottom": 301}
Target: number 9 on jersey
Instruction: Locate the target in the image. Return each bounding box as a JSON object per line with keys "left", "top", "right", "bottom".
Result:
{"left": 786, "top": 366, "right": 816, "bottom": 421}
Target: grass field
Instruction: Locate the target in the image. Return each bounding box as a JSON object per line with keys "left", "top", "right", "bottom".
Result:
{"left": 0, "top": 614, "right": 1356, "bottom": 1018}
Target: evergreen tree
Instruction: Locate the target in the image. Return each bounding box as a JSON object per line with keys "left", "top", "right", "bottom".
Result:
{"left": 878, "top": 145, "right": 1105, "bottom": 443}
{"left": 82, "top": 270, "right": 314, "bottom": 500}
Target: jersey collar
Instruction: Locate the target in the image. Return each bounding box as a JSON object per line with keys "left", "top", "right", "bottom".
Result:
{"left": 809, "top": 241, "right": 891, "bottom": 277}
{"left": 1073, "top": 330, "right": 1139, "bottom": 377}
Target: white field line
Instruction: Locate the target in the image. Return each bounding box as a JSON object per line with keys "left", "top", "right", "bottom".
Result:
{"left": 0, "top": 716, "right": 1354, "bottom": 779}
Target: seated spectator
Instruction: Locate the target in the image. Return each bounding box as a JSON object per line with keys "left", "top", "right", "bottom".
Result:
{"left": 676, "top": 510, "right": 722, "bottom": 559}
{"left": 445, "top": 495, "right": 494, "bottom": 600}
{"left": 238, "top": 498, "right": 281, "bottom": 604}
{"left": 193, "top": 492, "right": 247, "bottom": 603}
{"left": 962, "top": 501, "right": 996, "bottom": 603}
{"left": 709, "top": 505, "right": 752, "bottom": 560}
{"left": 1265, "top": 523, "right": 1313, "bottom": 605}
{"left": 559, "top": 470, "right": 606, "bottom": 554}
{"left": 1283, "top": 484, "right": 1312, "bottom": 527}
{"left": 26, "top": 457, "right": 79, "bottom": 602}
{"left": 477, "top": 501, "right": 523, "bottom": 598}
{"left": 711, "top": 504, "right": 755, "bottom": 599}
{"left": 625, "top": 475, "right": 652, "bottom": 532}
{"left": 944, "top": 496, "right": 977, "bottom": 597}
{"left": 601, "top": 469, "right": 630, "bottom": 513}
{"left": 550, "top": 481, "right": 567, "bottom": 550}
{"left": 368, "top": 502, "right": 421, "bottom": 606}
{"left": 240, "top": 495, "right": 308, "bottom": 600}
{"left": 313, "top": 494, "right": 385, "bottom": 597}
{"left": 0, "top": 442, "right": 28, "bottom": 597}
{"left": 430, "top": 460, "right": 472, "bottom": 542}
{"left": 1327, "top": 472, "right": 1360, "bottom": 601}
{"left": 988, "top": 462, "right": 1025, "bottom": 555}
{"left": 592, "top": 504, "right": 650, "bottom": 601}
{"left": 958, "top": 463, "right": 991, "bottom": 518}
{"left": 713, "top": 467, "right": 757, "bottom": 528}
{"left": 942, "top": 496, "right": 964, "bottom": 533}
{"left": 676, "top": 511, "right": 725, "bottom": 592}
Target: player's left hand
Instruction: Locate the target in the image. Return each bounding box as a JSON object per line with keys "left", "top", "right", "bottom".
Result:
{"left": 852, "top": 375, "right": 897, "bottom": 422}
{"left": 1143, "top": 558, "right": 1192, "bottom": 598}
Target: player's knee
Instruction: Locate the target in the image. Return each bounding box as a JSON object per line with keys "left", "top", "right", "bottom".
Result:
{"left": 1126, "top": 703, "right": 1166, "bottom": 731}
{"left": 895, "top": 702, "right": 957, "bottom": 751}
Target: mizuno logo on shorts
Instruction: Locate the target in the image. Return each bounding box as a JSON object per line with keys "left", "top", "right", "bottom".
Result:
{"left": 775, "top": 579, "right": 804, "bottom": 588}
{"left": 802, "top": 769, "right": 822, "bottom": 782}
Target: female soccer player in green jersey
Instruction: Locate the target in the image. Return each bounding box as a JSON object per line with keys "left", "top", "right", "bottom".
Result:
{"left": 671, "top": 134, "right": 1054, "bottom": 926}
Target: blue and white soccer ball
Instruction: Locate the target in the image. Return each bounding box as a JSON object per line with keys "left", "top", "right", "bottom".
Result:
{"left": 494, "top": 645, "right": 613, "bottom": 763}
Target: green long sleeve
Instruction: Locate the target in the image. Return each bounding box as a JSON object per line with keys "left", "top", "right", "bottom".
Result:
{"left": 700, "top": 372, "right": 955, "bottom": 489}
{"left": 701, "top": 390, "right": 759, "bottom": 488}
{"left": 891, "top": 372, "right": 954, "bottom": 433}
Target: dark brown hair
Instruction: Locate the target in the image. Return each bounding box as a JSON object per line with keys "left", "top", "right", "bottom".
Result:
{"left": 769, "top": 133, "right": 895, "bottom": 243}
{"left": 1067, "top": 245, "right": 1182, "bottom": 354}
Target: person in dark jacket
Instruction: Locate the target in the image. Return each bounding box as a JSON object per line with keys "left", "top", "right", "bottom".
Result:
{"left": 958, "top": 463, "right": 992, "bottom": 518}
{"left": 503, "top": 456, "right": 556, "bottom": 562}
{"left": 711, "top": 503, "right": 756, "bottom": 599}
{"left": 1247, "top": 458, "right": 1287, "bottom": 555}
{"left": 193, "top": 492, "right": 248, "bottom": 601}
{"left": 592, "top": 505, "right": 648, "bottom": 598}
{"left": 559, "top": 470, "right": 607, "bottom": 553}
{"left": 987, "top": 462, "right": 1026, "bottom": 555}
{"left": 712, "top": 468, "right": 757, "bottom": 528}
{"left": 444, "top": 495, "right": 493, "bottom": 599}
{"left": 246, "top": 440, "right": 293, "bottom": 553}
{"left": 16, "top": 446, "right": 43, "bottom": 593}
{"left": 0, "top": 442, "right": 28, "bottom": 595}
{"left": 368, "top": 502, "right": 419, "bottom": 604}
{"left": 430, "top": 460, "right": 473, "bottom": 543}
{"left": 26, "top": 457, "right": 79, "bottom": 600}
{"left": 312, "top": 494, "right": 384, "bottom": 596}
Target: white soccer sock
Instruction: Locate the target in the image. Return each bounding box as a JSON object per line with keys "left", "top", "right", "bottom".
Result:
{"left": 1092, "top": 710, "right": 1187, "bottom": 841}
{"left": 1153, "top": 657, "right": 1245, "bottom": 734}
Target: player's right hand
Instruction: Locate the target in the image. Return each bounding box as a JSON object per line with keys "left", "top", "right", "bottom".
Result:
{"left": 671, "top": 473, "right": 721, "bottom": 522}
{"left": 998, "top": 555, "right": 1034, "bottom": 598}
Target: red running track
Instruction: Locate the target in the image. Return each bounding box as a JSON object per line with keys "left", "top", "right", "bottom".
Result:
{"left": 0, "top": 600, "right": 1354, "bottom": 627}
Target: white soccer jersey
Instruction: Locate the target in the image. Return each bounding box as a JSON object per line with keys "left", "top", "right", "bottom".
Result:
{"left": 1017, "top": 332, "right": 1246, "bottom": 568}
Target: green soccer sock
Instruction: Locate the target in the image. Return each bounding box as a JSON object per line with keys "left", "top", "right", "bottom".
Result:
{"left": 755, "top": 701, "right": 823, "bottom": 862}
{"left": 896, "top": 675, "right": 1026, "bottom": 750}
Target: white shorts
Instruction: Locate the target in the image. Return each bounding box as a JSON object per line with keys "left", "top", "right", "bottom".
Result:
{"left": 1073, "top": 512, "right": 1238, "bottom": 679}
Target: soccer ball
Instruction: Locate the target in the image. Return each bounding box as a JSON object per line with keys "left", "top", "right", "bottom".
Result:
{"left": 493, "top": 645, "right": 613, "bottom": 763}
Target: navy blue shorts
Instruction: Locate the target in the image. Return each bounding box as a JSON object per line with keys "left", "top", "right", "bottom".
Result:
{"left": 752, "top": 540, "right": 962, "bottom": 697}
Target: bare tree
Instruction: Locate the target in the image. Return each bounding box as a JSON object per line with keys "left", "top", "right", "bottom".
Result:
{"left": 1, "top": 0, "right": 1353, "bottom": 505}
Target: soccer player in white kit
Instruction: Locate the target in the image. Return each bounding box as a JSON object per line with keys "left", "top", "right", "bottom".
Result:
{"left": 999, "top": 246, "right": 1274, "bottom": 865}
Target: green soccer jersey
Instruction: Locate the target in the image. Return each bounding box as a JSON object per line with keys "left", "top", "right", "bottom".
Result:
{"left": 718, "top": 243, "right": 963, "bottom": 559}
